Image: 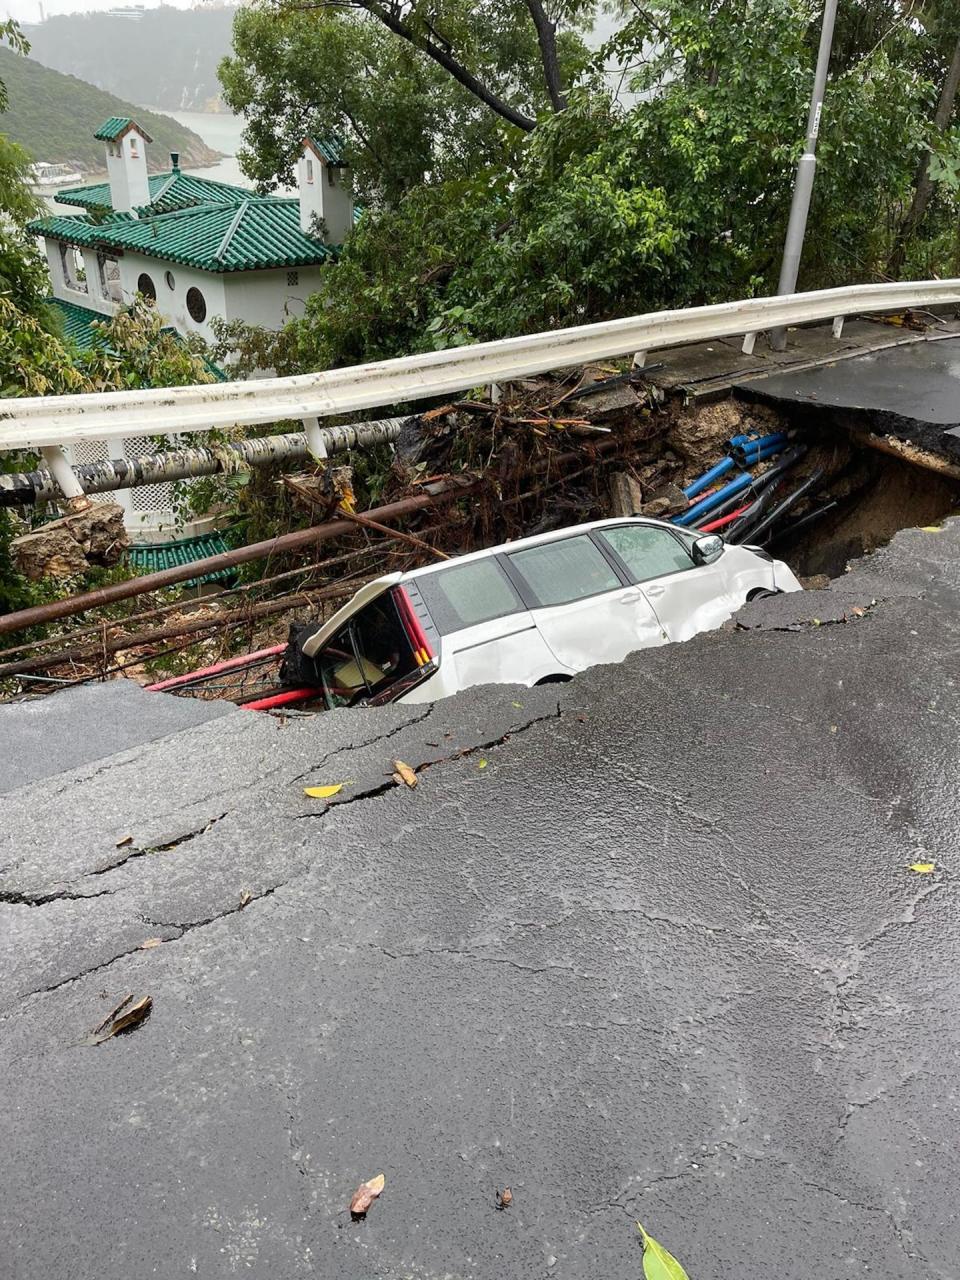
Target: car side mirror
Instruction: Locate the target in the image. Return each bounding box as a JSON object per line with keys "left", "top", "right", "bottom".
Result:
{"left": 692, "top": 534, "right": 724, "bottom": 565}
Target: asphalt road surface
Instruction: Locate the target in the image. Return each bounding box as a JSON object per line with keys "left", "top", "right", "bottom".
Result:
{"left": 736, "top": 332, "right": 960, "bottom": 459}
{"left": 2, "top": 521, "right": 959, "bottom": 1280}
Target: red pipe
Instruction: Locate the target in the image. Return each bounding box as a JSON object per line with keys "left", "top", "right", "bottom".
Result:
{"left": 699, "top": 505, "right": 749, "bottom": 534}
{"left": 242, "top": 686, "right": 319, "bottom": 712}
{"left": 145, "top": 644, "right": 285, "bottom": 692}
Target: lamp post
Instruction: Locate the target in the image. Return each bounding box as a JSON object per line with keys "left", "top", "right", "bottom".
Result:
{"left": 768, "top": 0, "right": 840, "bottom": 350}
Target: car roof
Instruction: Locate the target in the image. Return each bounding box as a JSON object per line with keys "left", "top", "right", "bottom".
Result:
{"left": 403, "top": 515, "right": 688, "bottom": 584}
{"left": 306, "top": 517, "right": 694, "bottom": 649}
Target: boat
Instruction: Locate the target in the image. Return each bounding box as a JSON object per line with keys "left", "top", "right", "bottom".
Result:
{"left": 28, "top": 162, "right": 84, "bottom": 195}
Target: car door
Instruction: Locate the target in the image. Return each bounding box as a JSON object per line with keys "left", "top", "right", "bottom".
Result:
{"left": 595, "top": 523, "right": 739, "bottom": 643}
{"left": 502, "top": 533, "right": 665, "bottom": 671}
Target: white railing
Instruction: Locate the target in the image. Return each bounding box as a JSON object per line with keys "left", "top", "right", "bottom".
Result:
{"left": 3, "top": 280, "right": 959, "bottom": 452}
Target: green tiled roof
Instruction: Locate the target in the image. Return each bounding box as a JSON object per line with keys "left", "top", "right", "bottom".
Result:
{"left": 128, "top": 532, "right": 236, "bottom": 587}
{"left": 94, "top": 116, "right": 152, "bottom": 142}
{"left": 47, "top": 298, "right": 111, "bottom": 350}
{"left": 305, "top": 134, "right": 347, "bottom": 167}
{"left": 55, "top": 169, "right": 256, "bottom": 213}
{"left": 142, "top": 171, "right": 268, "bottom": 215}
{"left": 28, "top": 211, "right": 133, "bottom": 247}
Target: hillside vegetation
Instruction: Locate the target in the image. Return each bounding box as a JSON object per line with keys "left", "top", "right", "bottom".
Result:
{"left": 22, "top": 7, "right": 235, "bottom": 113}
{"left": 0, "top": 48, "right": 219, "bottom": 172}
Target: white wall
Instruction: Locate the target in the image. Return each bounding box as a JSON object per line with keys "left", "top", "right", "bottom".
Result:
{"left": 222, "top": 266, "right": 328, "bottom": 330}
{"left": 118, "top": 253, "right": 227, "bottom": 346}
{"left": 105, "top": 128, "right": 150, "bottom": 215}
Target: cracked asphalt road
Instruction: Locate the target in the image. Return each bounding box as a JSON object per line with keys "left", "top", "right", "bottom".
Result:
{"left": 2, "top": 521, "right": 960, "bottom": 1279}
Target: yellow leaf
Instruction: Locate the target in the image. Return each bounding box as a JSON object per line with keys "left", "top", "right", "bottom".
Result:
{"left": 477, "top": 759, "right": 488, "bottom": 770}
{"left": 139, "top": 938, "right": 163, "bottom": 950}
{"left": 637, "top": 1223, "right": 690, "bottom": 1280}
{"left": 920, "top": 525, "right": 943, "bottom": 533}
{"left": 910, "top": 862, "right": 935, "bottom": 874}
{"left": 511, "top": 701, "right": 524, "bottom": 709}
{"left": 303, "top": 784, "right": 344, "bottom": 799}
{"left": 393, "top": 760, "right": 418, "bottom": 788}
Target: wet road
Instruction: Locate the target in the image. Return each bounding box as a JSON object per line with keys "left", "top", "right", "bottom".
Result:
{"left": 2, "top": 522, "right": 959, "bottom": 1279}
{"left": 736, "top": 333, "right": 960, "bottom": 458}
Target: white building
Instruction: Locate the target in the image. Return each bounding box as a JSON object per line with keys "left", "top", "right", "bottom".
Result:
{"left": 28, "top": 118, "right": 352, "bottom": 546}
{"left": 30, "top": 117, "right": 352, "bottom": 347}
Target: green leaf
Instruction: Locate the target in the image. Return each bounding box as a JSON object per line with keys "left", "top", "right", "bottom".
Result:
{"left": 637, "top": 1223, "right": 690, "bottom": 1280}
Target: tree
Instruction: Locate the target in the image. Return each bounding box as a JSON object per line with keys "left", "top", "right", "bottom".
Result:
{"left": 219, "top": 0, "right": 596, "bottom": 201}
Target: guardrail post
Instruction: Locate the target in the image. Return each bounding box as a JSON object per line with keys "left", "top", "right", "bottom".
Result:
{"left": 832, "top": 315, "right": 844, "bottom": 339}
{"left": 40, "top": 445, "right": 91, "bottom": 513}
{"left": 303, "top": 416, "right": 328, "bottom": 461}
{"left": 741, "top": 332, "right": 758, "bottom": 356}
{"left": 632, "top": 350, "right": 647, "bottom": 370}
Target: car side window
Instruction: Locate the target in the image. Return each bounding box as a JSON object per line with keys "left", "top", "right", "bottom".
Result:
{"left": 598, "top": 525, "right": 695, "bottom": 582}
{"left": 417, "top": 558, "right": 524, "bottom": 633}
{"left": 508, "top": 535, "right": 621, "bottom": 607}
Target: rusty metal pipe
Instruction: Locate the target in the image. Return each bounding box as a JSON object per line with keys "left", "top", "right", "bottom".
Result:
{"left": 0, "top": 486, "right": 477, "bottom": 638}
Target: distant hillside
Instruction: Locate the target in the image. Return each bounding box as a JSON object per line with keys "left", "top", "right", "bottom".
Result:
{"left": 0, "top": 48, "right": 220, "bottom": 173}
{"left": 22, "top": 7, "right": 236, "bottom": 113}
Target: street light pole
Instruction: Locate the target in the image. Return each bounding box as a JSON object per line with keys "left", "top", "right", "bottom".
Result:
{"left": 768, "top": 0, "right": 840, "bottom": 350}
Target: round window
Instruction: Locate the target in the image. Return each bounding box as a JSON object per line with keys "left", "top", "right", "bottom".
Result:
{"left": 186, "top": 286, "right": 207, "bottom": 323}
{"left": 137, "top": 272, "right": 156, "bottom": 304}
{"left": 165, "top": 270, "right": 176, "bottom": 291}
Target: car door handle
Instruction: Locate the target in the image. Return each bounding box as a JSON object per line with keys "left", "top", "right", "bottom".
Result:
{"left": 618, "top": 589, "right": 643, "bottom": 604}
{"left": 645, "top": 585, "right": 666, "bottom": 598}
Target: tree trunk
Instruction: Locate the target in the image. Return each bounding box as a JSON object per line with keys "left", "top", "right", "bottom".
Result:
{"left": 524, "top": 0, "right": 567, "bottom": 112}
{"left": 888, "top": 35, "right": 960, "bottom": 277}
{"left": 361, "top": 0, "right": 537, "bottom": 131}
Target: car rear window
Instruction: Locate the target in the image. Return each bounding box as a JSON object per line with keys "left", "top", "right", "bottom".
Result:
{"left": 598, "top": 525, "right": 694, "bottom": 581}
{"left": 507, "top": 536, "right": 621, "bottom": 607}
{"left": 416, "top": 559, "right": 524, "bottom": 634}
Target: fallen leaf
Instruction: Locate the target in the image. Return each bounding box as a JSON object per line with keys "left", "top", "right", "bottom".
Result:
{"left": 850, "top": 606, "right": 866, "bottom": 617}
{"left": 92, "top": 992, "right": 133, "bottom": 1035}
{"left": 637, "top": 1223, "right": 690, "bottom": 1280}
{"left": 910, "top": 862, "right": 936, "bottom": 874}
{"left": 921, "top": 525, "right": 943, "bottom": 532}
{"left": 140, "top": 938, "right": 163, "bottom": 950}
{"left": 303, "top": 783, "right": 344, "bottom": 799}
{"left": 496, "top": 1187, "right": 512, "bottom": 1210}
{"left": 350, "top": 1172, "right": 385, "bottom": 1216}
{"left": 511, "top": 702, "right": 524, "bottom": 709}
{"left": 393, "top": 760, "right": 418, "bottom": 788}
{"left": 477, "top": 759, "right": 488, "bottom": 770}
{"left": 116, "top": 835, "right": 133, "bottom": 848}
{"left": 239, "top": 889, "right": 253, "bottom": 909}
{"left": 89, "top": 995, "right": 153, "bottom": 1045}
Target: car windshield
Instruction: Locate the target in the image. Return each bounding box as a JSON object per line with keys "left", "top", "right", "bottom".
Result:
{"left": 316, "top": 594, "right": 419, "bottom": 709}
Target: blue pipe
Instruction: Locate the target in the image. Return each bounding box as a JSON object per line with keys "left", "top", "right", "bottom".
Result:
{"left": 728, "top": 430, "right": 788, "bottom": 454}
{"left": 675, "top": 472, "right": 754, "bottom": 526}
{"left": 737, "top": 439, "right": 787, "bottom": 465}
{"left": 682, "top": 456, "right": 736, "bottom": 500}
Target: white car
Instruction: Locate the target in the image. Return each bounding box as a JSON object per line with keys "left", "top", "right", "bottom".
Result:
{"left": 291, "top": 517, "right": 802, "bottom": 708}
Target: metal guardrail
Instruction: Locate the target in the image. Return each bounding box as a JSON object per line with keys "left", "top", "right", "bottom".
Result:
{"left": 3, "top": 280, "right": 959, "bottom": 453}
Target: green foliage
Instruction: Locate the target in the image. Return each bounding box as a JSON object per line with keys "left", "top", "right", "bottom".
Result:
{"left": 217, "top": 0, "right": 960, "bottom": 379}
{"left": 0, "top": 45, "right": 218, "bottom": 172}
{"left": 220, "top": 0, "right": 596, "bottom": 202}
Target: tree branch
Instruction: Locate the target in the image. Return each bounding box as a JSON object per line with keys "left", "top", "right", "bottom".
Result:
{"left": 888, "top": 35, "right": 960, "bottom": 275}
{"left": 359, "top": 0, "right": 536, "bottom": 131}
{"left": 523, "top": 0, "right": 567, "bottom": 112}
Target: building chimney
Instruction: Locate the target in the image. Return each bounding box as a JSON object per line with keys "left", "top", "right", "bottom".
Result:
{"left": 298, "top": 136, "right": 352, "bottom": 243}
{"left": 98, "top": 118, "right": 152, "bottom": 214}
{"left": 170, "top": 151, "right": 180, "bottom": 174}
